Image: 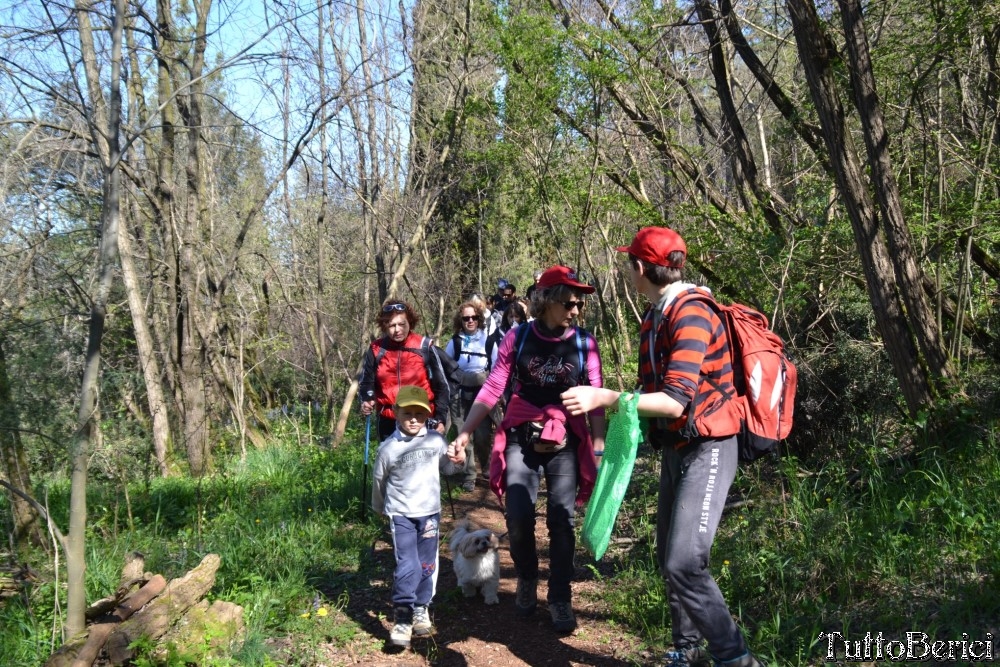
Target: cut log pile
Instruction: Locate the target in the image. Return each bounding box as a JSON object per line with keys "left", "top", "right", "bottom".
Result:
{"left": 0, "top": 553, "right": 40, "bottom": 600}
{"left": 44, "top": 552, "right": 244, "bottom": 667}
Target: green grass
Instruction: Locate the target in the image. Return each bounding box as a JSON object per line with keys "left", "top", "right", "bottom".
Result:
{"left": 0, "top": 420, "right": 382, "bottom": 666}
{"left": 593, "top": 405, "right": 1000, "bottom": 665}
{"left": 4, "top": 407, "right": 1000, "bottom": 665}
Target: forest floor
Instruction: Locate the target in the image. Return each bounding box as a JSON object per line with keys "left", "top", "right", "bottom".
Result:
{"left": 278, "top": 476, "right": 655, "bottom": 667}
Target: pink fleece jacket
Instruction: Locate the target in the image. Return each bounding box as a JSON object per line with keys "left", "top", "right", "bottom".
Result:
{"left": 489, "top": 393, "right": 598, "bottom": 506}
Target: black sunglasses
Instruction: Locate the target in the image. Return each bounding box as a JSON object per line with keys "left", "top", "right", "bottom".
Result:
{"left": 382, "top": 303, "right": 407, "bottom": 312}
{"left": 561, "top": 300, "right": 585, "bottom": 310}
{"left": 461, "top": 315, "right": 478, "bottom": 322}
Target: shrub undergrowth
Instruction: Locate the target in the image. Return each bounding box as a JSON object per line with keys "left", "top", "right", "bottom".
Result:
{"left": 593, "top": 397, "right": 1000, "bottom": 665}
{"left": 3, "top": 393, "right": 1000, "bottom": 665}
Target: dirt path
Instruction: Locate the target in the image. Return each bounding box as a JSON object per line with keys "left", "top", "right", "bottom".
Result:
{"left": 314, "top": 479, "right": 652, "bottom": 666}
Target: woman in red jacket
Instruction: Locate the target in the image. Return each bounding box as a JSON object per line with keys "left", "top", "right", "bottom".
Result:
{"left": 359, "top": 300, "right": 450, "bottom": 440}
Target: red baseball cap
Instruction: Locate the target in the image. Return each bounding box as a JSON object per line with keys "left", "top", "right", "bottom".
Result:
{"left": 616, "top": 227, "right": 686, "bottom": 268}
{"left": 536, "top": 265, "right": 596, "bottom": 294}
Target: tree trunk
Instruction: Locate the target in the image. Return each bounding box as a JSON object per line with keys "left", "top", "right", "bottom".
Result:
{"left": 66, "top": 0, "right": 126, "bottom": 638}
{"left": 785, "top": 0, "right": 935, "bottom": 413}
{"left": 837, "top": 0, "right": 953, "bottom": 383}
{"left": 0, "top": 338, "right": 43, "bottom": 547}
{"left": 117, "top": 214, "right": 172, "bottom": 476}
{"left": 175, "top": 0, "right": 213, "bottom": 476}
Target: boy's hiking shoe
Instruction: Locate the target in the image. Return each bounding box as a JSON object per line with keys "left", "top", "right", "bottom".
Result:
{"left": 663, "top": 646, "right": 712, "bottom": 667}
{"left": 412, "top": 605, "right": 433, "bottom": 636}
{"left": 549, "top": 600, "right": 577, "bottom": 633}
{"left": 390, "top": 606, "right": 413, "bottom": 648}
{"left": 514, "top": 577, "right": 537, "bottom": 616}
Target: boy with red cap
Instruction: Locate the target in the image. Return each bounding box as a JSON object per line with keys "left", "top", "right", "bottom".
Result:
{"left": 561, "top": 228, "right": 763, "bottom": 667}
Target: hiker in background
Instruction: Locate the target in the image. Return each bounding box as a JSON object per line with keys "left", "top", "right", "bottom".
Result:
{"left": 444, "top": 301, "right": 500, "bottom": 492}
{"left": 499, "top": 300, "right": 528, "bottom": 336}
{"left": 561, "top": 227, "right": 764, "bottom": 667}
{"left": 360, "top": 300, "right": 450, "bottom": 441}
{"left": 496, "top": 281, "right": 517, "bottom": 315}
{"left": 518, "top": 296, "right": 533, "bottom": 322}
{"left": 451, "top": 265, "right": 606, "bottom": 634}
{"left": 468, "top": 293, "right": 499, "bottom": 337}
{"left": 371, "top": 385, "right": 465, "bottom": 648}
{"left": 524, "top": 269, "right": 543, "bottom": 299}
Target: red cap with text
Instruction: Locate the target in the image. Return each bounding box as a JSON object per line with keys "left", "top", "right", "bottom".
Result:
{"left": 536, "top": 265, "right": 596, "bottom": 294}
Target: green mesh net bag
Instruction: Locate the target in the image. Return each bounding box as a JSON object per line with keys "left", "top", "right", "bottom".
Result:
{"left": 582, "top": 392, "right": 642, "bottom": 560}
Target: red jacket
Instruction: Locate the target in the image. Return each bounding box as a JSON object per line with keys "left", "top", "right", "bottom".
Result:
{"left": 359, "top": 332, "right": 447, "bottom": 422}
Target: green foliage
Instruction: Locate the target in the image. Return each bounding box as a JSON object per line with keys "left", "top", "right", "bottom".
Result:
{"left": 0, "top": 419, "right": 383, "bottom": 665}
{"left": 591, "top": 397, "right": 1000, "bottom": 665}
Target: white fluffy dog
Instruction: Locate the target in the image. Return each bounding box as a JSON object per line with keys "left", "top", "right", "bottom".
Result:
{"left": 448, "top": 518, "right": 501, "bottom": 605}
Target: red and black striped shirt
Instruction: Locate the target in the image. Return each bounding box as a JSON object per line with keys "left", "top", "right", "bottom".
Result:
{"left": 638, "top": 288, "right": 736, "bottom": 442}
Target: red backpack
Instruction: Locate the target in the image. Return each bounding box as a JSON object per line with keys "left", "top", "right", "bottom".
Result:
{"left": 671, "top": 290, "right": 797, "bottom": 462}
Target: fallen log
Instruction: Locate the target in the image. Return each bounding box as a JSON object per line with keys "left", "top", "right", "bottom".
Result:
{"left": 44, "top": 555, "right": 157, "bottom": 667}
{"left": 85, "top": 551, "right": 147, "bottom": 621}
{"left": 69, "top": 574, "right": 167, "bottom": 667}
{"left": 105, "top": 553, "right": 221, "bottom": 665}
{"left": 156, "top": 599, "right": 245, "bottom": 662}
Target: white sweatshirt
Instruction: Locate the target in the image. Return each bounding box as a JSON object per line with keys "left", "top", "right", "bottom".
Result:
{"left": 371, "top": 427, "right": 457, "bottom": 517}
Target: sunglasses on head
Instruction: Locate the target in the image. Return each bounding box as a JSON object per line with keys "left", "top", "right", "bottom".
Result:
{"left": 561, "top": 300, "right": 585, "bottom": 310}
{"left": 461, "top": 315, "right": 478, "bottom": 322}
{"left": 382, "top": 303, "right": 407, "bottom": 313}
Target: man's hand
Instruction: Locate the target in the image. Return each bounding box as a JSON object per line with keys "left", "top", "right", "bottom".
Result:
{"left": 361, "top": 400, "right": 375, "bottom": 416}
{"left": 435, "top": 422, "right": 446, "bottom": 435}
{"left": 561, "top": 386, "right": 619, "bottom": 416}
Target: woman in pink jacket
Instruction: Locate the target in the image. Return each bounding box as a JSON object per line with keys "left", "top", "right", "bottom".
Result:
{"left": 451, "top": 265, "right": 606, "bottom": 635}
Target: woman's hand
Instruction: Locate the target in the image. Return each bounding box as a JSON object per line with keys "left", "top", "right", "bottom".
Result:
{"left": 449, "top": 432, "right": 471, "bottom": 464}
{"left": 561, "top": 386, "right": 619, "bottom": 416}
{"left": 447, "top": 437, "right": 467, "bottom": 465}
{"left": 435, "top": 422, "right": 446, "bottom": 435}
{"left": 360, "top": 400, "right": 375, "bottom": 416}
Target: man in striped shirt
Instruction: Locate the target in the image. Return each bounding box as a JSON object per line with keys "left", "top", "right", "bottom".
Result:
{"left": 562, "top": 227, "right": 763, "bottom": 667}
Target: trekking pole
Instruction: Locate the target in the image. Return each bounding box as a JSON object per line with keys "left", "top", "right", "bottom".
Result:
{"left": 443, "top": 474, "right": 457, "bottom": 520}
{"left": 361, "top": 413, "right": 372, "bottom": 521}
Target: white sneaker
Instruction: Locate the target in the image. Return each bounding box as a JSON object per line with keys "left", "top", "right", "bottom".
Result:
{"left": 390, "top": 606, "right": 412, "bottom": 647}
{"left": 412, "top": 605, "right": 433, "bottom": 636}
{"left": 390, "top": 620, "right": 412, "bottom": 647}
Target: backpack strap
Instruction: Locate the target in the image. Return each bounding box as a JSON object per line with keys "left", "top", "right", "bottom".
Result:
{"left": 453, "top": 331, "right": 497, "bottom": 371}
{"left": 485, "top": 330, "right": 500, "bottom": 372}
{"left": 575, "top": 328, "right": 587, "bottom": 385}
{"left": 373, "top": 336, "right": 434, "bottom": 367}
{"left": 665, "top": 290, "right": 736, "bottom": 439}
